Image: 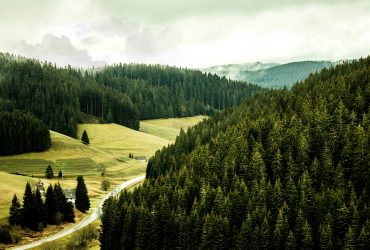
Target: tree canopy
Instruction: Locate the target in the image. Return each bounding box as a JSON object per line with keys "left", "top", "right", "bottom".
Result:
{"left": 100, "top": 57, "right": 370, "bottom": 249}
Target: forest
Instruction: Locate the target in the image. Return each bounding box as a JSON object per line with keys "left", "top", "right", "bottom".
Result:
{"left": 0, "top": 53, "right": 261, "bottom": 144}
{"left": 0, "top": 110, "right": 50, "bottom": 155}
{"left": 100, "top": 57, "right": 370, "bottom": 249}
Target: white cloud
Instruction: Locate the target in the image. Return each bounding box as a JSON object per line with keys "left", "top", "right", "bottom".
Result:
{"left": 6, "top": 34, "right": 106, "bottom": 68}
{"left": 0, "top": 0, "right": 369, "bottom": 68}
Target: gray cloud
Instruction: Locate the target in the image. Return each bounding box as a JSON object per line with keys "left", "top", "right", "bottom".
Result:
{"left": 97, "top": 0, "right": 369, "bottom": 24}
{"left": 7, "top": 34, "right": 106, "bottom": 68}
{"left": 124, "top": 26, "right": 182, "bottom": 59}
{"left": 0, "top": 0, "right": 369, "bottom": 67}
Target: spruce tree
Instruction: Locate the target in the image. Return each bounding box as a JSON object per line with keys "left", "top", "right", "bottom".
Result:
{"left": 9, "top": 194, "right": 22, "bottom": 226}
{"left": 45, "top": 185, "right": 57, "bottom": 224}
{"left": 64, "top": 201, "right": 75, "bottom": 222}
{"left": 75, "top": 175, "right": 90, "bottom": 212}
{"left": 34, "top": 188, "right": 47, "bottom": 231}
{"left": 51, "top": 183, "right": 75, "bottom": 223}
{"left": 58, "top": 170, "right": 63, "bottom": 178}
{"left": 81, "top": 130, "right": 90, "bottom": 145}
{"left": 45, "top": 165, "right": 54, "bottom": 179}
{"left": 54, "top": 183, "right": 68, "bottom": 224}
{"left": 285, "top": 231, "right": 296, "bottom": 250}
{"left": 23, "top": 182, "right": 36, "bottom": 230}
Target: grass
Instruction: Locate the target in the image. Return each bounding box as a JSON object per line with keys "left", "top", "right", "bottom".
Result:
{"left": 140, "top": 115, "right": 208, "bottom": 142}
{"left": 0, "top": 172, "right": 39, "bottom": 225}
{"left": 77, "top": 123, "right": 171, "bottom": 158}
{"left": 0, "top": 129, "right": 147, "bottom": 225}
{"left": 0, "top": 116, "right": 205, "bottom": 248}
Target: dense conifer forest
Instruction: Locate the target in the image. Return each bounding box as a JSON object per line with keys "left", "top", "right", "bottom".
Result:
{"left": 100, "top": 57, "right": 370, "bottom": 249}
{"left": 0, "top": 110, "right": 50, "bottom": 155}
{"left": 0, "top": 53, "right": 261, "bottom": 144}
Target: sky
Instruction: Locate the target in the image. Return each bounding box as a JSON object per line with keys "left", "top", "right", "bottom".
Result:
{"left": 0, "top": 0, "right": 369, "bottom": 68}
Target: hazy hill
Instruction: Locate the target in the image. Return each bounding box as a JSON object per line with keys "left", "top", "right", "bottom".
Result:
{"left": 204, "top": 60, "right": 337, "bottom": 89}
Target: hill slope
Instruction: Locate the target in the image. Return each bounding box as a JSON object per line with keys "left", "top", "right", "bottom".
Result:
{"left": 100, "top": 57, "right": 370, "bottom": 249}
{"left": 77, "top": 123, "right": 171, "bottom": 158}
{"left": 140, "top": 115, "right": 208, "bottom": 142}
{"left": 0, "top": 52, "right": 262, "bottom": 141}
{"left": 204, "top": 60, "right": 337, "bottom": 89}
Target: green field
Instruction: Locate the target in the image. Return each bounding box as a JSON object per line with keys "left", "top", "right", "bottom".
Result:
{"left": 0, "top": 116, "right": 205, "bottom": 248}
{"left": 140, "top": 115, "right": 208, "bottom": 142}
{"left": 77, "top": 123, "right": 171, "bottom": 158}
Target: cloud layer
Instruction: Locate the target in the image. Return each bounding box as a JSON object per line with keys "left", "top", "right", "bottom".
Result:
{"left": 0, "top": 0, "right": 369, "bottom": 67}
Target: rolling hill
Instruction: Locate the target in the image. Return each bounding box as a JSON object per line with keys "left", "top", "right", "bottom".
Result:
{"left": 101, "top": 57, "right": 370, "bottom": 249}
{"left": 204, "top": 60, "right": 337, "bottom": 89}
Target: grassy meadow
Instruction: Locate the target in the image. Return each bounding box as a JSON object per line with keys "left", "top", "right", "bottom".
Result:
{"left": 140, "top": 115, "right": 208, "bottom": 142}
{"left": 0, "top": 116, "right": 206, "bottom": 248}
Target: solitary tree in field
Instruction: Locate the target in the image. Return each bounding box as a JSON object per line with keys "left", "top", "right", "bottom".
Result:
{"left": 101, "top": 179, "right": 110, "bottom": 191}
{"left": 75, "top": 176, "right": 90, "bottom": 212}
{"left": 81, "top": 130, "right": 90, "bottom": 145}
{"left": 46, "top": 165, "right": 54, "bottom": 179}
{"left": 58, "top": 170, "right": 63, "bottom": 178}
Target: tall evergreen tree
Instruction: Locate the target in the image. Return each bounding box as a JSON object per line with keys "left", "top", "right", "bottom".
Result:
{"left": 75, "top": 175, "right": 90, "bottom": 212}
{"left": 22, "top": 182, "right": 36, "bottom": 230}
{"left": 34, "top": 188, "right": 47, "bottom": 231}
{"left": 9, "top": 194, "right": 22, "bottom": 226}
{"left": 45, "top": 184, "right": 57, "bottom": 224}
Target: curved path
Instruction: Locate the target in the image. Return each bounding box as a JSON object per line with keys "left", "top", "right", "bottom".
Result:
{"left": 13, "top": 175, "right": 145, "bottom": 250}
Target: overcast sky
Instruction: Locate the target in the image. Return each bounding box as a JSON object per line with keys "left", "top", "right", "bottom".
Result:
{"left": 0, "top": 0, "right": 369, "bottom": 68}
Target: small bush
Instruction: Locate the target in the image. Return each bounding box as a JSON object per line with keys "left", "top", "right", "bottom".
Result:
{"left": 0, "top": 227, "right": 12, "bottom": 244}
{"left": 101, "top": 179, "right": 110, "bottom": 191}
{"left": 66, "top": 225, "right": 97, "bottom": 250}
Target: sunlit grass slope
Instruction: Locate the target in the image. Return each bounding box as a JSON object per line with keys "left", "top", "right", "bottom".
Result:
{"left": 77, "top": 123, "right": 171, "bottom": 158}
{"left": 140, "top": 115, "right": 208, "bottom": 142}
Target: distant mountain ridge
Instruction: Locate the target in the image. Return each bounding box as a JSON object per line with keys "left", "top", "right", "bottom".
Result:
{"left": 203, "top": 60, "right": 338, "bottom": 89}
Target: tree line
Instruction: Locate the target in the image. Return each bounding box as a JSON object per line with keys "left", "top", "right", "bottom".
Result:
{"left": 0, "top": 53, "right": 261, "bottom": 142}
{"left": 100, "top": 57, "right": 370, "bottom": 249}
{"left": 94, "top": 64, "right": 262, "bottom": 119}
{"left": 9, "top": 175, "right": 90, "bottom": 233}
{"left": 0, "top": 110, "right": 50, "bottom": 155}
{"left": 9, "top": 183, "right": 74, "bottom": 231}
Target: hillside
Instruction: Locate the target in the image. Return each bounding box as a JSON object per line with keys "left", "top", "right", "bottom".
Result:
{"left": 204, "top": 61, "right": 337, "bottom": 89}
{"left": 0, "top": 53, "right": 262, "bottom": 142}
{"left": 204, "top": 62, "right": 278, "bottom": 78}
{"left": 100, "top": 57, "right": 370, "bottom": 249}
{"left": 140, "top": 115, "right": 208, "bottom": 142}
{"left": 0, "top": 126, "right": 148, "bottom": 224}
{"left": 77, "top": 123, "right": 171, "bottom": 158}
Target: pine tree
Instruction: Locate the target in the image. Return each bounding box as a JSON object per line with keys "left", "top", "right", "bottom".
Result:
{"left": 45, "top": 165, "right": 54, "bottom": 179}
{"left": 75, "top": 175, "right": 90, "bottom": 212}
{"left": 9, "top": 194, "right": 22, "bottom": 226}
{"left": 45, "top": 185, "right": 57, "bottom": 224}
{"left": 344, "top": 227, "right": 354, "bottom": 250}
{"left": 58, "top": 170, "right": 63, "bottom": 178}
{"left": 319, "top": 223, "right": 333, "bottom": 250}
{"left": 34, "top": 188, "right": 47, "bottom": 231}
{"left": 273, "top": 206, "right": 289, "bottom": 249}
{"left": 285, "top": 231, "right": 296, "bottom": 250}
{"left": 22, "top": 182, "right": 36, "bottom": 230}
{"left": 302, "top": 220, "right": 314, "bottom": 249}
{"left": 64, "top": 201, "right": 75, "bottom": 222}
{"left": 81, "top": 130, "right": 90, "bottom": 145}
